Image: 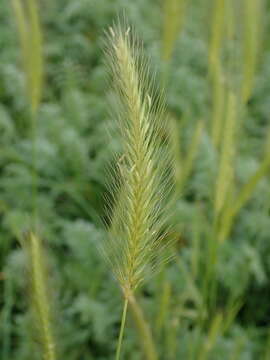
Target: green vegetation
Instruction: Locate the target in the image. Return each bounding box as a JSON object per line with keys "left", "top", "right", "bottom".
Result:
{"left": 0, "top": 0, "right": 270, "bottom": 359}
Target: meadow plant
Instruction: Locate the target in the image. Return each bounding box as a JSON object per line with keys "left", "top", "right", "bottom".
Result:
{"left": 23, "top": 233, "right": 57, "bottom": 360}
{"left": 208, "top": 0, "right": 225, "bottom": 73}
{"left": 210, "top": 61, "right": 225, "bottom": 148}
{"left": 11, "top": 2, "right": 57, "bottom": 359}
{"left": 162, "top": 0, "right": 188, "bottom": 62}
{"left": 11, "top": 0, "right": 43, "bottom": 225}
{"left": 242, "top": 0, "right": 264, "bottom": 103}
{"left": 218, "top": 128, "right": 270, "bottom": 243}
{"left": 214, "top": 90, "right": 237, "bottom": 217}
{"left": 104, "top": 24, "right": 174, "bottom": 360}
{"left": 11, "top": 0, "right": 43, "bottom": 116}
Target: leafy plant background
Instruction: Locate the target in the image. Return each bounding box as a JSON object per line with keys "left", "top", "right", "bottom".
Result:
{"left": 0, "top": 0, "right": 270, "bottom": 359}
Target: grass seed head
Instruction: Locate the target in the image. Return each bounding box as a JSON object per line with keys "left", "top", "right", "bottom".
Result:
{"left": 103, "top": 23, "right": 174, "bottom": 297}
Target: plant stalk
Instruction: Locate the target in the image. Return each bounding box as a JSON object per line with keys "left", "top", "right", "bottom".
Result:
{"left": 115, "top": 298, "right": 128, "bottom": 360}
{"left": 129, "top": 294, "right": 158, "bottom": 360}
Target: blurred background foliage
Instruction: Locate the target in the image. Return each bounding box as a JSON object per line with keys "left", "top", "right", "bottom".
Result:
{"left": 0, "top": 0, "right": 270, "bottom": 359}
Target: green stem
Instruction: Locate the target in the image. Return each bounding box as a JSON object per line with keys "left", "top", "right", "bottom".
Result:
{"left": 129, "top": 294, "right": 158, "bottom": 360}
{"left": 115, "top": 298, "right": 128, "bottom": 360}
{"left": 203, "top": 217, "right": 219, "bottom": 318}
{"left": 31, "top": 108, "right": 38, "bottom": 230}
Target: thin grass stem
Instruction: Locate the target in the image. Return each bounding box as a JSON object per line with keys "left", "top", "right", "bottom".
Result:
{"left": 129, "top": 295, "right": 158, "bottom": 360}
{"left": 23, "top": 233, "right": 57, "bottom": 360}
{"left": 115, "top": 298, "right": 129, "bottom": 360}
